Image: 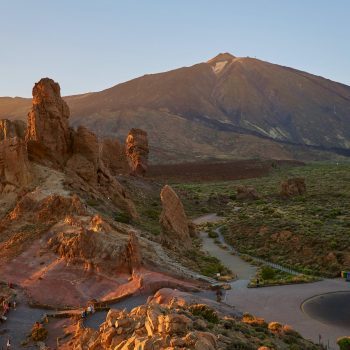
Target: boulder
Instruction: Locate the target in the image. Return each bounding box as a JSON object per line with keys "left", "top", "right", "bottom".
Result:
{"left": 158, "top": 313, "right": 193, "bottom": 335}
{"left": 236, "top": 185, "right": 260, "bottom": 200}
{"left": 125, "top": 128, "right": 149, "bottom": 176}
{"left": 280, "top": 177, "right": 306, "bottom": 197}
{"left": 26, "top": 78, "right": 72, "bottom": 166}
{"left": 159, "top": 185, "right": 191, "bottom": 248}
{"left": 0, "top": 119, "right": 31, "bottom": 193}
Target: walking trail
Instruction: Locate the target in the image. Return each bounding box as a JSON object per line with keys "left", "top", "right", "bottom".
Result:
{"left": 193, "top": 213, "right": 350, "bottom": 350}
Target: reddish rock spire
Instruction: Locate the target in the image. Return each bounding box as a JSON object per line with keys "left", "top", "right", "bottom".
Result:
{"left": 26, "top": 78, "right": 72, "bottom": 166}
{"left": 125, "top": 128, "right": 149, "bottom": 176}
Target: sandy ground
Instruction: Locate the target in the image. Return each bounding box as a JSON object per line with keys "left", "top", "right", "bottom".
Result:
{"left": 194, "top": 213, "right": 350, "bottom": 350}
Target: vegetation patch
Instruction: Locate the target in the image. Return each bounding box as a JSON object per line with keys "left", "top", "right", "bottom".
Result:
{"left": 175, "top": 162, "right": 350, "bottom": 277}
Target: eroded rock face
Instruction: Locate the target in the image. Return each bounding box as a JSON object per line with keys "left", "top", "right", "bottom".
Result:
{"left": 101, "top": 138, "right": 128, "bottom": 175}
{"left": 9, "top": 193, "right": 87, "bottom": 223}
{"left": 280, "top": 178, "right": 306, "bottom": 197}
{"left": 125, "top": 128, "right": 149, "bottom": 176}
{"left": 67, "top": 126, "right": 99, "bottom": 184}
{"left": 0, "top": 119, "right": 31, "bottom": 193}
{"left": 236, "top": 185, "right": 260, "bottom": 200}
{"left": 159, "top": 185, "right": 191, "bottom": 248}
{"left": 26, "top": 78, "right": 72, "bottom": 166}
{"left": 48, "top": 215, "right": 142, "bottom": 274}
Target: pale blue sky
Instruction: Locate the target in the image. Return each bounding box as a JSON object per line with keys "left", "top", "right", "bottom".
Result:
{"left": 0, "top": 0, "right": 349, "bottom": 97}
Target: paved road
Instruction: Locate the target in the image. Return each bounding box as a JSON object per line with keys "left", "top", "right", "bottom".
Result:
{"left": 84, "top": 294, "right": 151, "bottom": 330}
{"left": 0, "top": 290, "right": 44, "bottom": 349}
{"left": 194, "top": 213, "right": 350, "bottom": 350}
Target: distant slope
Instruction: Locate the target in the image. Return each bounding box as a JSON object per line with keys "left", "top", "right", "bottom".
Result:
{"left": 1, "top": 53, "right": 350, "bottom": 162}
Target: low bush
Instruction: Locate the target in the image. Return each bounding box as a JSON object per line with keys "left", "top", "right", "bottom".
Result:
{"left": 114, "top": 212, "right": 131, "bottom": 224}
{"left": 31, "top": 326, "right": 48, "bottom": 341}
{"left": 189, "top": 304, "right": 219, "bottom": 324}
{"left": 261, "top": 266, "right": 275, "bottom": 280}
{"left": 337, "top": 337, "right": 350, "bottom": 350}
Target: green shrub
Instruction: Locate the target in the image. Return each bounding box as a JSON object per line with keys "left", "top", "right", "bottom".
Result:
{"left": 208, "top": 230, "right": 218, "bottom": 239}
{"left": 114, "top": 212, "right": 131, "bottom": 224}
{"left": 337, "top": 337, "right": 350, "bottom": 350}
{"left": 261, "top": 266, "right": 276, "bottom": 280}
{"left": 86, "top": 198, "right": 99, "bottom": 207}
{"left": 143, "top": 208, "right": 159, "bottom": 220}
{"left": 189, "top": 304, "right": 219, "bottom": 324}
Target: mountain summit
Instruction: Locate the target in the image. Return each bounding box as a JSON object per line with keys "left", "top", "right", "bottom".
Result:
{"left": 207, "top": 52, "right": 236, "bottom": 64}
{"left": 1, "top": 53, "right": 350, "bottom": 162}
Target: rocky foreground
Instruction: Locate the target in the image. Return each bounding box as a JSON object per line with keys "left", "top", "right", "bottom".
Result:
{"left": 63, "top": 289, "right": 322, "bottom": 350}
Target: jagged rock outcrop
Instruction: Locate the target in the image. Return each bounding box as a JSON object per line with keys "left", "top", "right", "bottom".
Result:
{"left": 280, "top": 178, "right": 306, "bottom": 197}
{"left": 0, "top": 119, "right": 31, "bottom": 193}
{"left": 236, "top": 185, "right": 261, "bottom": 200}
{"left": 125, "top": 128, "right": 149, "bottom": 176}
{"left": 71, "top": 298, "right": 216, "bottom": 350}
{"left": 67, "top": 126, "right": 99, "bottom": 184}
{"left": 26, "top": 78, "right": 72, "bottom": 166}
{"left": 66, "top": 126, "right": 138, "bottom": 219}
{"left": 23, "top": 78, "right": 138, "bottom": 218}
{"left": 8, "top": 193, "right": 87, "bottom": 223}
{"left": 48, "top": 215, "right": 142, "bottom": 274}
{"left": 159, "top": 185, "right": 191, "bottom": 248}
{"left": 69, "top": 288, "right": 320, "bottom": 350}
{"left": 101, "top": 138, "right": 128, "bottom": 175}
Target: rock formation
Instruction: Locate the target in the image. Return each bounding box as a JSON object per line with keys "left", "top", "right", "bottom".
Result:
{"left": 67, "top": 126, "right": 99, "bottom": 184}
{"left": 101, "top": 138, "right": 128, "bottom": 175}
{"left": 69, "top": 288, "right": 320, "bottom": 350}
{"left": 0, "top": 119, "right": 31, "bottom": 193}
{"left": 48, "top": 216, "right": 142, "bottom": 274}
{"left": 26, "top": 78, "right": 72, "bottom": 166}
{"left": 236, "top": 185, "right": 261, "bottom": 200}
{"left": 66, "top": 125, "right": 138, "bottom": 219}
{"left": 21, "top": 77, "right": 137, "bottom": 219}
{"left": 8, "top": 193, "right": 87, "bottom": 223}
{"left": 159, "top": 185, "right": 191, "bottom": 248}
{"left": 125, "top": 128, "right": 149, "bottom": 176}
{"left": 72, "top": 295, "right": 216, "bottom": 350}
{"left": 280, "top": 178, "right": 306, "bottom": 197}
{"left": 127, "top": 231, "right": 142, "bottom": 271}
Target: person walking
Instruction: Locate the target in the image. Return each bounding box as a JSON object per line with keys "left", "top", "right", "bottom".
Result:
{"left": 6, "top": 337, "right": 11, "bottom": 349}
{"left": 216, "top": 288, "right": 223, "bottom": 302}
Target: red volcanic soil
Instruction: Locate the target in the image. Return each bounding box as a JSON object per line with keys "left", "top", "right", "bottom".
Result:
{"left": 0, "top": 230, "right": 202, "bottom": 308}
{"left": 147, "top": 159, "right": 304, "bottom": 183}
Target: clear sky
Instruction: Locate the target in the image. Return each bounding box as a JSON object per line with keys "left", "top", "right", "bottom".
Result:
{"left": 0, "top": 0, "right": 349, "bottom": 97}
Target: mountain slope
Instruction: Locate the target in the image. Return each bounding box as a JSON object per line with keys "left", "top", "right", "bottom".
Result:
{"left": 1, "top": 53, "right": 350, "bottom": 162}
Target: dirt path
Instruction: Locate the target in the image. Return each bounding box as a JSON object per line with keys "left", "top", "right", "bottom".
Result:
{"left": 193, "top": 213, "right": 350, "bottom": 350}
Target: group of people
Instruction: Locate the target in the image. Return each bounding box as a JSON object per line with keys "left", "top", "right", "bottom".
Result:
{"left": 81, "top": 304, "right": 96, "bottom": 319}
{"left": 1, "top": 299, "right": 16, "bottom": 323}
